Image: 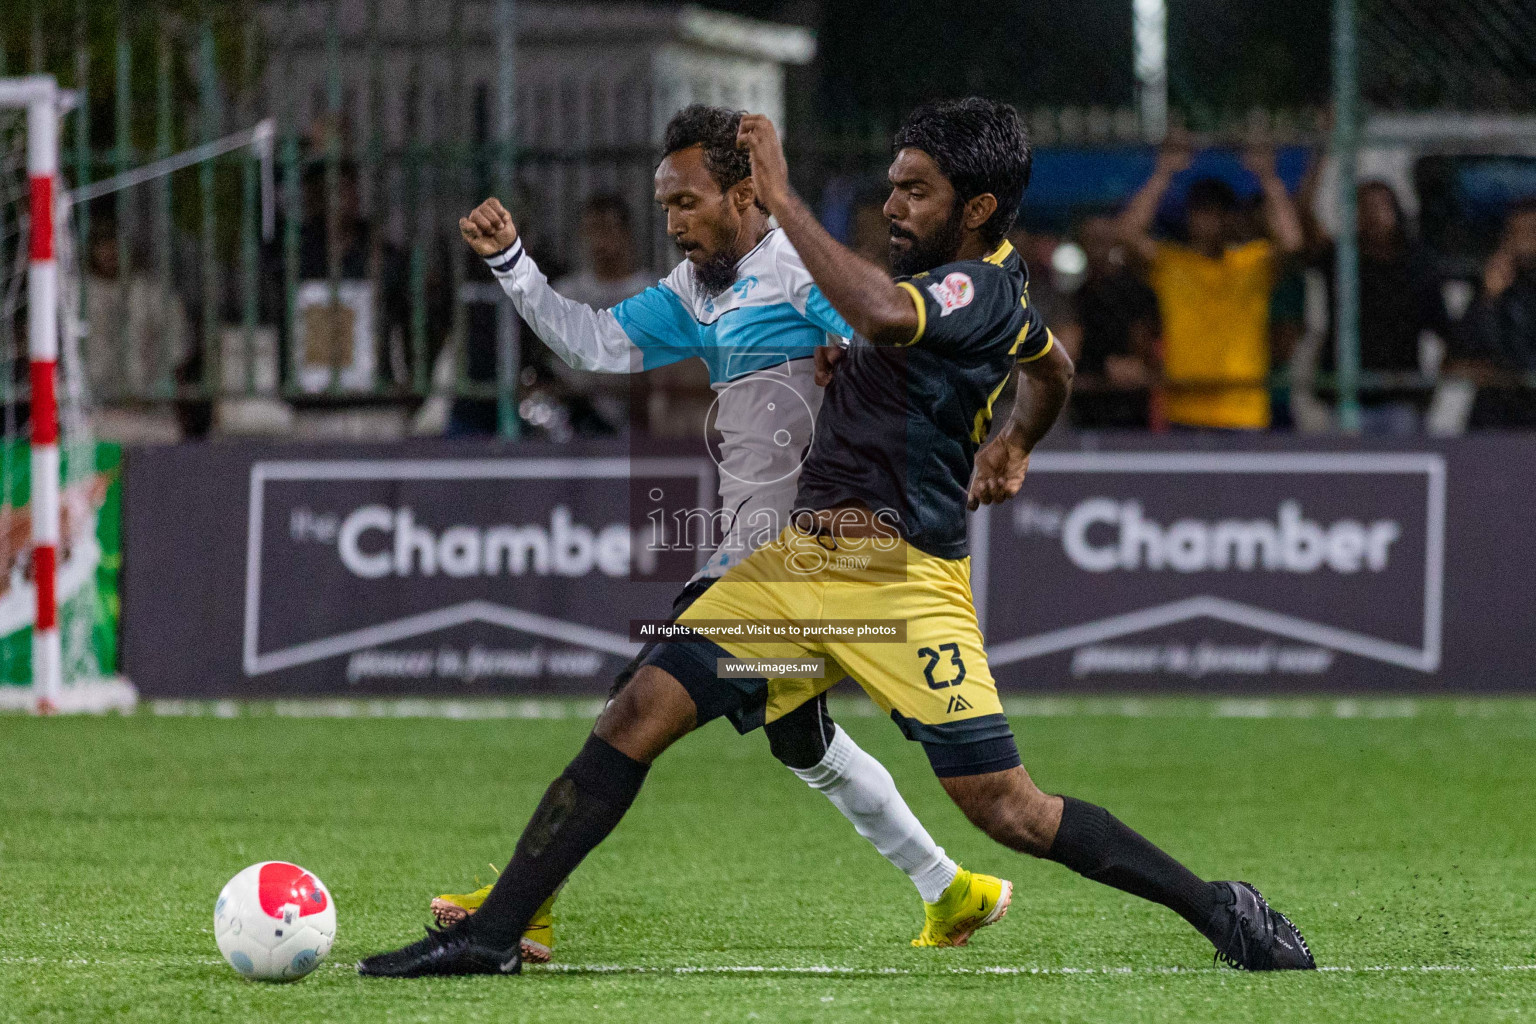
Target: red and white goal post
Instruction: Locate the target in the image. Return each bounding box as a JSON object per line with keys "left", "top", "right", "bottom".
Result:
{"left": 3, "top": 75, "right": 271, "bottom": 714}
{"left": 1, "top": 75, "right": 139, "bottom": 715}
{"left": 0, "top": 76, "right": 64, "bottom": 713}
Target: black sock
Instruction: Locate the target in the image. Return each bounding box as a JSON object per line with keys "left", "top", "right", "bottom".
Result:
{"left": 1046, "top": 796, "right": 1225, "bottom": 936}
{"left": 465, "top": 733, "right": 650, "bottom": 948}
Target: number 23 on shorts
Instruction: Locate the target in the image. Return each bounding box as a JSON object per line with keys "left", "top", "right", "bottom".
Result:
{"left": 918, "top": 643, "right": 967, "bottom": 689}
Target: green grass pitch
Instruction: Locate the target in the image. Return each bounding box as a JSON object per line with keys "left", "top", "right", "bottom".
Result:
{"left": 2, "top": 697, "right": 1534, "bottom": 1023}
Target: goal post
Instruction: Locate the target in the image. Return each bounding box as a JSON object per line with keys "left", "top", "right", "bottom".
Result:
{"left": 1, "top": 75, "right": 140, "bottom": 715}
{"left": 0, "top": 75, "right": 63, "bottom": 713}
{"left": 3, "top": 74, "right": 274, "bottom": 715}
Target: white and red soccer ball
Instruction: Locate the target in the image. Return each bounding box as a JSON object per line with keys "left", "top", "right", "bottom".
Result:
{"left": 214, "top": 862, "right": 336, "bottom": 981}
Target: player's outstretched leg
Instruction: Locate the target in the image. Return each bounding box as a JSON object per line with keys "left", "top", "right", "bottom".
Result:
{"left": 424, "top": 641, "right": 659, "bottom": 957}
{"left": 766, "top": 694, "right": 1011, "bottom": 947}
{"left": 358, "top": 666, "right": 698, "bottom": 978}
{"left": 940, "top": 766, "right": 1315, "bottom": 971}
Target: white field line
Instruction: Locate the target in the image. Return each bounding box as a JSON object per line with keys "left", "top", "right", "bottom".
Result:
{"left": 128, "top": 696, "right": 1536, "bottom": 722}
{"left": 530, "top": 963, "right": 1536, "bottom": 977}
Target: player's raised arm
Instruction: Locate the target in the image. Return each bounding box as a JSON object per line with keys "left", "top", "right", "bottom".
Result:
{"left": 459, "top": 197, "right": 662, "bottom": 375}
{"left": 737, "top": 114, "right": 920, "bottom": 348}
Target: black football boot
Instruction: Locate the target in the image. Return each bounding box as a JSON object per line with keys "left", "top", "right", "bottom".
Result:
{"left": 1205, "top": 881, "right": 1316, "bottom": 970}
{"left": 357, "top": 924, "right": 522, "bottom": 978}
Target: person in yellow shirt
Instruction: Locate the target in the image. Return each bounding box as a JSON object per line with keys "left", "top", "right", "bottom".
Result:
{"left": 1116, "top": 138, "right": 1304, "bottom": 429}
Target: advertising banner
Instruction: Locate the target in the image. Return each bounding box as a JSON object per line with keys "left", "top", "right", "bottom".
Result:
{"left": 124, "top": 440, "right": 710, "bottom": 698}
{"left": 0, "top": 441, "right": 121, "bottom": 692}
{"left": 975, "top": 437, "right": 1534, "bottom": 692}
{"left": 124, "top": 435, "right": 1536, "bottom": 697}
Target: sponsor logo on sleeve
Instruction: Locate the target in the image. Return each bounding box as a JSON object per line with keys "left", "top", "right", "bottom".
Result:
{"left": 927, "top": 273, "right": 974, "bottom": 316}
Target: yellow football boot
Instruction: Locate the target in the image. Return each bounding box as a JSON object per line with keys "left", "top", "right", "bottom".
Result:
{"left": 911, "top": 868, "right": 1013, "bottom": 948}
{"left": 428, "top": 870, "right": 558, "bottom": 964}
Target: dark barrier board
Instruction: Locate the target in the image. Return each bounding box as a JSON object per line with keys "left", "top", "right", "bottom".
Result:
{"left": 976, "top": 434, "right": 1534, "bottom": 693}
{"left": 124, "top": 435, "right": 1536, "bottom": 696}
{"left": 124, "top": 439, "right": 710, "bottom": 698}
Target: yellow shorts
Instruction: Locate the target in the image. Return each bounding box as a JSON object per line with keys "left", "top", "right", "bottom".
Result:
{"left": 646, "top": 526, "right": 1019, "bottom": 776}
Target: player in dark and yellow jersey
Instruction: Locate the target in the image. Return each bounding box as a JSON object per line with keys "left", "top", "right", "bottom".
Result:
{"left": 360, "top": 99, "right": 1314, "bottom": 978}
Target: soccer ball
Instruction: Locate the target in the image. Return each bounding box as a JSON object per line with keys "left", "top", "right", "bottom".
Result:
{"left": 214, "top": 862, "right": 336, "bottom": 981}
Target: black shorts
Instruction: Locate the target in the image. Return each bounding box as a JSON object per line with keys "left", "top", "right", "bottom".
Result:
{"left": 614, "top": 577, "right": 836, "bottom": 768}
{"left": 610, "top": 577, "right": 716, "bottom": 698}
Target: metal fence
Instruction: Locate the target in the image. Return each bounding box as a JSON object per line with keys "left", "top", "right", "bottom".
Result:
{"left": 4, "top": 1, "right": 813, "bottom": 439}
{"left": 3, "top": 0, "right": 1534, "bottom": 438}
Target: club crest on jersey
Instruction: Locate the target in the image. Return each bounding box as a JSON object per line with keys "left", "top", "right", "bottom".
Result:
{"left": 927, "top": 273, "right": 974, "bottom": 316}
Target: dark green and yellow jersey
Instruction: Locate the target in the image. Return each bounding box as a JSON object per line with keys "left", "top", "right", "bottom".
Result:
{"left": 795, "top": 239, "right": 1054, "bottom": 560}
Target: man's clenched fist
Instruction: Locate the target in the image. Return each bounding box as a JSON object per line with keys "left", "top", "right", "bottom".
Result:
{"left": 814, "top": 344, "right": 845, "bottom": 387}
{"left": 459, "top": 197, "right": 519, "bottom": 257}
{"left": 967, "top": 425, "right": 1031, "bottom": 511}
{"left": 736, "top": 113, "right": 791, "bottom": 216}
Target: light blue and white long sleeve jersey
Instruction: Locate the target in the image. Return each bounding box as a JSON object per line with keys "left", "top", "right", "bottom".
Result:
{"left": 485, "top": 229, "right": 853, "bottom": 578}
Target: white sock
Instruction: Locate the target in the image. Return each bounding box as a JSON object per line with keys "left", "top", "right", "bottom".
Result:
{"left": 790, "top": 725, "right": 959, "bottom": 903}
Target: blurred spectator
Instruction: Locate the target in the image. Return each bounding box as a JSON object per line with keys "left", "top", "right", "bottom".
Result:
{"left": 82, "top": 213, "right": 189, "bottom": 402}
{"left": 552, "top": 194, "right": 652, "bottom": 308}
{"left": 1008, "top": 224, "right": 1071, "bottom": 334}
{"left": 1450, "top": 197, "right": 1536, "bottom": 428}
{"left": 1067, "top": 215, "right": 1160, "bottom": 429}
{"left": 1117, "top": 139, "right": 1304, "bottom": 430}
{"left": 295, "top": 160, "right": 412, "bottom": 390}
{"left": 550, "top": 194, "right": 652, "bottom": 435}
{"left": 1296, "top": 173, "right": 1451, "bottom": 433}
{"left": 1266, "top": 265, "right": 1307, "bottom": 432}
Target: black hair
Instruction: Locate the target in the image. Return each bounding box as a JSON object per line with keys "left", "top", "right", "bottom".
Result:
{"left": 1357, "top": 179, "right": 1409, "bottom": 251}
{"left": 582, "top": 192, "right": 632, "bottom": 230}
{"left": 661, "top": 104, "right": 751, "bottom": 194}
{"left": 1185, "top": 177, "right": 1238, "bottom": 214}
{"left": 1509, "top": 194, "right": 1536, "bottom": 219}
{"left": 891, "top": 97, "right": 1032, "bottom": 246}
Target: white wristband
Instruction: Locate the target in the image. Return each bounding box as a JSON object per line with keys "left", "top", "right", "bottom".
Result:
{"left": 484, "top": 238, "right": 524, "bottom": 274}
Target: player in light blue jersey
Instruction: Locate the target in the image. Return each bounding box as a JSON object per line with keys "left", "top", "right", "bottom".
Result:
{"left": 430, "top": 106, "right": 1010, "bottom": 962}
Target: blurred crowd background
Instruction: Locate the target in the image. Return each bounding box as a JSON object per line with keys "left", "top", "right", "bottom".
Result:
{"left": 3, "top": 0, "right": 1535, "bottom": 442}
